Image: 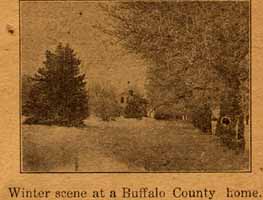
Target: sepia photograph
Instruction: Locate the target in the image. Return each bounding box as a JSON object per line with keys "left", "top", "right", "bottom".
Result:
{"left": 20, "top": 0, "right": 251, "bottom": 172}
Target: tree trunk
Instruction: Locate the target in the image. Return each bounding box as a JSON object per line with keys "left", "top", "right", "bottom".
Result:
{"left": 215, "top": 79, "right": 245, "bottom": 152}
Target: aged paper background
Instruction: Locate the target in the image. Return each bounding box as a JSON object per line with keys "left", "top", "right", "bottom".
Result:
{"left": 0, "top": 0, "right": 262, "bottom": 199}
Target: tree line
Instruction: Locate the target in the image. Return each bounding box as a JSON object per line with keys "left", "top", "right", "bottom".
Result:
{"left": 22, "top": 44, "right": 147, "bottom": 125}
{"left": 98, "top": 1, "right": 249, "bottom": 149}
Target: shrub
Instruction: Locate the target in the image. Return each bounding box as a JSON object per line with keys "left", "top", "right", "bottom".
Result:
{"left": 154, "top": 112, "right": 173, "bottom": 120}
{"left": 192, "top": 104, "right": 212, "bottom": 133}
{"left": 124, "top": 95, "right": 147, "bottom": 119}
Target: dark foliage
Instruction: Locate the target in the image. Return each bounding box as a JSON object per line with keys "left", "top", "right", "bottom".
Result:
{"left": 192, "top": 104, "right": 212, "bottom": 133}
{"left": 154, "top": 112, "right": 174, "bottom": 120}
{"left": 22, "top": 74, "right": 33, "bottom": 115}
{"left": 124, "top": 95, "right": 147, "bottom": 119}
{"left": 23, "top": 43, "right": 89, "bottom": 126}
{"left": 154, "top": 107, "right": 184, "bottom": 121}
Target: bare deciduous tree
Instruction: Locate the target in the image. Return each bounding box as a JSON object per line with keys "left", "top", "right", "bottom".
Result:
{"left": 98, "top": 1, "right": 249, "bottom": 145}
{"left": 89, "top": 81, "right": 121, "bottom": 121}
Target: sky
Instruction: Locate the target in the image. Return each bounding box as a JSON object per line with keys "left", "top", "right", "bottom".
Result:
{"left": 21, "top": 1, "right": 148, "bottom": 94}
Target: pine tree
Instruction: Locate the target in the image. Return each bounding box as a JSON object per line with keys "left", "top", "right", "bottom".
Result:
{"left": 23, "top": 43, "right": 89, "bottom": 126}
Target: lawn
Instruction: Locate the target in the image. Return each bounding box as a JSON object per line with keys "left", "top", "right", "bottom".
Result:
{"left": 22, "top": 117, "right": 249, "bottom": 172}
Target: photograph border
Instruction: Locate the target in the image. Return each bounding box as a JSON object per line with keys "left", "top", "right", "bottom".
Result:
{"left": 19, "top": 0, "right": 252, "bottom": 174}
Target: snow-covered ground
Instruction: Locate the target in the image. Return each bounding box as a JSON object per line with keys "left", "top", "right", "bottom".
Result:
{"left": 22, "top": 117, "right": 249, "bottom": 172}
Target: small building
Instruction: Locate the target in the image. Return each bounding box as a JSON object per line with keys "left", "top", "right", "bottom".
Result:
{"left": 152, "top": 102, "right": 190, "bottom": 120}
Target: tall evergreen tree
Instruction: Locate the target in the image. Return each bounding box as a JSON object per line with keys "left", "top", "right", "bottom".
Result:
{"left": 23, "top": 43, "right": 89, "bottom": 126}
